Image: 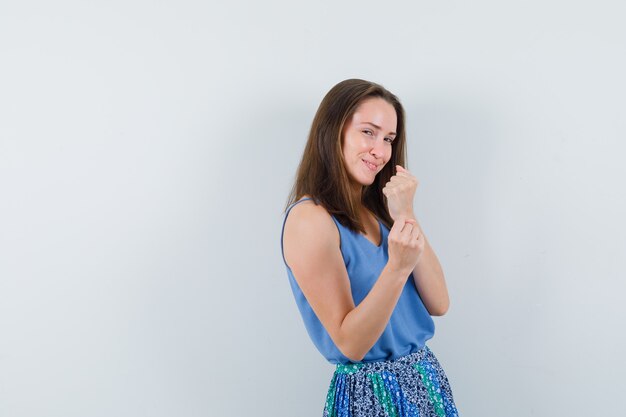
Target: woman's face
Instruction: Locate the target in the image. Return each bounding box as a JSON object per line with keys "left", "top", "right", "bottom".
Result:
{"left": 341, "top": 97, "right": 397, "bottom": 189}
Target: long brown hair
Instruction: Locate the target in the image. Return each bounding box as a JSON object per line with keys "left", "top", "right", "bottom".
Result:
{"left": 285, "top": 78, "right": 407, "bottom": 233}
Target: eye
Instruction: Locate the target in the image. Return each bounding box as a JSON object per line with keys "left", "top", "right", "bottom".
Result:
{"left": 384, "top": 137, "right": 394, "bottom": 143}
{"left": 362, "top": 129, "right": 374, "bottom": 136}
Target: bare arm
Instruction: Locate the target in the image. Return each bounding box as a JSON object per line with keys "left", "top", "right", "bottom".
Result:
{"left": 406, "top": 216, "right": 450, "bottom": 316}
{"left": 338, "top": 264, "right": 413, "bottom": 361}
{"left": 283, "top": 201, "right": 421, "bottom": 362}
{"left": 382, "top": 165, "right": 450, "bottom": 316}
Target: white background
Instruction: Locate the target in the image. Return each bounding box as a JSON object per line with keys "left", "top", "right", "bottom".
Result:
{"left": 1, "top": 1, "right": 625, "bottom": 416}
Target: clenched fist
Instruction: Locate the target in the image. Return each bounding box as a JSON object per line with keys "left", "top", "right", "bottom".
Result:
{"left": 387, "top": 217, "right": 425, "bottom": 273}
{"left": 382, "top": 165, "right": 419, "bottom": 222}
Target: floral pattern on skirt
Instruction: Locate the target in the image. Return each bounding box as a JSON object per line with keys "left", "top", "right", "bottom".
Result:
{"left": 322, "top": 345, "right": 459, "bottom": 417}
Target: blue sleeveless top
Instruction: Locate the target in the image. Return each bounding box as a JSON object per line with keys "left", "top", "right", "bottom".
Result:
{"left": 280, "top": 197, "right": 435, "bottom": 364}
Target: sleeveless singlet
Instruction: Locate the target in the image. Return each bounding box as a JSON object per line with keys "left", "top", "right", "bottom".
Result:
{"left": 280, "top": 197, "right": 435, "bottom": 364}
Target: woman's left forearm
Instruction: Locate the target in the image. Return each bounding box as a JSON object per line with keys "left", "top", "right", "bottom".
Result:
{"left": 408, "top": 217, "right": 450, "bottom": 316}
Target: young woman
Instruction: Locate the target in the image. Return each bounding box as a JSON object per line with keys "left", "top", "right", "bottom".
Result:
{"left": 280, "top": 79, "right": 460, "bottom": 416}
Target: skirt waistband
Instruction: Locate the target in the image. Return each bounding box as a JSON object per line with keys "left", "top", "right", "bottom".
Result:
{"left": 335, "top": 345, "right": 432, "bottom": 374}
{"left": 324, "top": 344, "right": 460, "bottom": 416}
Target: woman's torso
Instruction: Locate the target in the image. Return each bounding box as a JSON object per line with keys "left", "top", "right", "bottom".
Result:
{"left": 281, "top": 196, "right": 435, "bottom": 364}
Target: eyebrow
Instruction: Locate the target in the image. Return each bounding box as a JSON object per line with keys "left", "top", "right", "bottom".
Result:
{"left": 361, "top": 122, "right": 396, "bottom": 136}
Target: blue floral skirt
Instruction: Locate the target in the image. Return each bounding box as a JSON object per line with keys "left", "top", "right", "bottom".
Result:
{"left": 322, "top": 345, "right": 459, "bottom": 417}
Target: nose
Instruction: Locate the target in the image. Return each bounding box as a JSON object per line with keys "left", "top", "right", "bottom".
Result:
{"left": 369, "top": 137, "right": 386, "bottom": 159}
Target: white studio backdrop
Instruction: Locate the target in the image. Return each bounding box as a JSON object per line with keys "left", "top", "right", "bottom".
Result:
{"left": 1, "top": 1, "right": 625, "bottom": 416}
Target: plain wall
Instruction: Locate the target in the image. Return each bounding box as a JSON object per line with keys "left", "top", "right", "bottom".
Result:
{"left": 1, "top": 1, "right": 625, "bottom": 416}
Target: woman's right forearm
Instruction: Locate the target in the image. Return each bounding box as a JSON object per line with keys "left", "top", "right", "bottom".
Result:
{"left": 337, "top": 264, "right": 411, "bottom": 362}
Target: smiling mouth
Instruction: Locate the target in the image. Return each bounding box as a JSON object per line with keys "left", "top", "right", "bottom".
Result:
{"left": 362, "top": 159, "right": 378, "bottom": 171}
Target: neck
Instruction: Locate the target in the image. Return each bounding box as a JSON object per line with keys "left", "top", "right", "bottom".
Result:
{"left": 350, "top": 183, "right": 364, "bottom": 202}
{"left": 350, "top": 187, "right": 372, "bottom": 222}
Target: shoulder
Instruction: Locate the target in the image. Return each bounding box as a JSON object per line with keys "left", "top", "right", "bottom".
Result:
{"left": 283, "top": 197, "right": 340, "bottom": 264}
{"left": 285, "top": 197, "right": 337, "bottom": 241}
